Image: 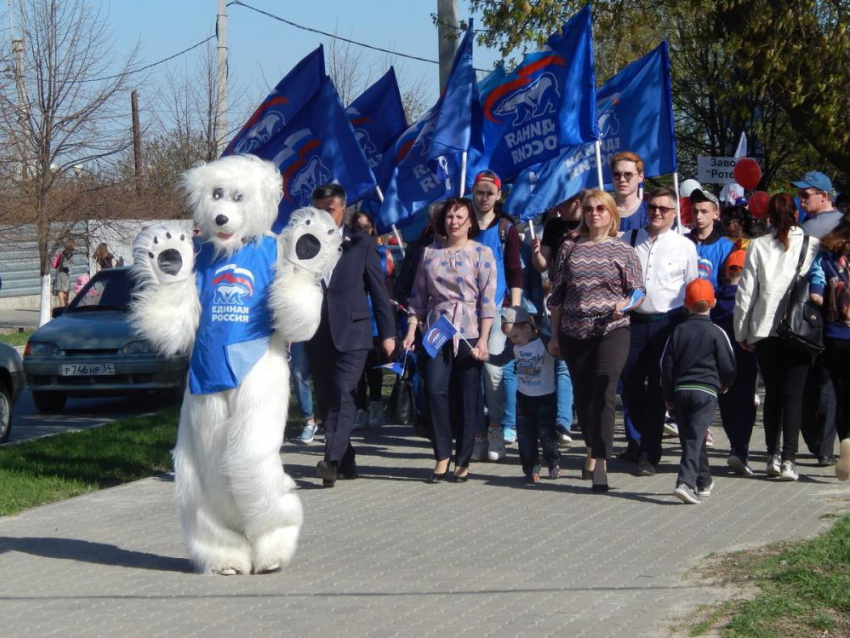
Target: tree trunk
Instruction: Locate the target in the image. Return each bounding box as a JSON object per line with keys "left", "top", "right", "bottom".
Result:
{"left": 39, "top": 274, "right": 52, "bottom": 326}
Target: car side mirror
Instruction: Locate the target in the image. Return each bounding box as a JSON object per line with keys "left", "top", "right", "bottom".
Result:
{"left": 51, "top": 307, "right": 65, "bottom": 318}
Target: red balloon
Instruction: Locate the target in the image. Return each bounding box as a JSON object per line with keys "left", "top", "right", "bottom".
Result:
{"left": 733, "top": 158, "right": 762, "bottom": 190}
{"left": 679, "top": 196, "right": 692, "bottom": 226}
{"left": 749, "top": 190, "right": 770, "bottom": 218}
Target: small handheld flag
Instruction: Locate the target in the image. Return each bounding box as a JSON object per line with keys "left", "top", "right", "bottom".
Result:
{"left": 422, "top": 315, "right": 459, "bottom": 358}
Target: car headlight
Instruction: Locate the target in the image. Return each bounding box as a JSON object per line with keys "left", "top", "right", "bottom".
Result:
{"left": 25, "top": 341, "right": 60, "bottom": 356}
{"left": 121, "top": 340, "right": 154, "bottom": 355}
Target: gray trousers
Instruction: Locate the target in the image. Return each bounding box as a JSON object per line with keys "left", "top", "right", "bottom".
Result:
{"left": 673, "top": 389, "right": 717, "bottom": 490}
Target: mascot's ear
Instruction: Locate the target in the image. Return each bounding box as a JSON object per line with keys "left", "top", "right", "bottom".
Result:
{"left": 243, "top": 154, "right": 283, "bottom": 217}
{"left": 178, "top": 160, "right": 211, "bottom": 216}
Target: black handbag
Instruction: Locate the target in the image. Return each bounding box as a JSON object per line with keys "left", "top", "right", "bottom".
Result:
{"left": 776, "top": 235, "right": 824, "bottom": 357}
{"left": 387, "top": 361, "right": 415, "bottom": 425}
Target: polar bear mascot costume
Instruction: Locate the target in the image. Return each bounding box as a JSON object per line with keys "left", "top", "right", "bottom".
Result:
{"left": 130, "top": 153, "right": 341, "bottom": 575}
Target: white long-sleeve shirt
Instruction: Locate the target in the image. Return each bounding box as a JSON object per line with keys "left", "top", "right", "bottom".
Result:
{"left": 624, "top": 228, "right": 698, "bottom": 314}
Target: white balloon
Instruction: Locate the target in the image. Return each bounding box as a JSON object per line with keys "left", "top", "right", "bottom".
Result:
{"left": 679, "top": 179, "right": 701, "bottom": 198}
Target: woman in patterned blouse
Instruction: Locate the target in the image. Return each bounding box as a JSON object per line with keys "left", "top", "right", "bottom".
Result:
{"left": 547, "top": 190, "right": 645, "bottom": 492}
{"left": 403, "top": 198, "right": 498, "bottom": 483}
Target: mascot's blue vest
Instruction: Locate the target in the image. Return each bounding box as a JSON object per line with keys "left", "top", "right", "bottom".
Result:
{"left": 189, "top": 235, "right": 277, "bottom": 395}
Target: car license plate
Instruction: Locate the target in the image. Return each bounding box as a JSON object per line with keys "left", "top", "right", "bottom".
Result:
{"left": 61, "top": 363, "right": 116, "bottom": 376}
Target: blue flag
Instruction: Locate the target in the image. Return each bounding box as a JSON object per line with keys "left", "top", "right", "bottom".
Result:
{"left": 471, "top": 5, "right": 597, "bottom": 183}
{"left": 346, "top": 67, "right": 408, "bottom": 172}
{"left": 253, "top": 79, "right": 377, "bottom": 232}
{"left": 223, "top": 46, "right": 325, "bottom": 157}
{"left": 372, "top": 24, "right": 479, "bottom": 233}
{"left": 504, "top": 41, "right": 677, "bottom": 220}
{"left": 422, "top": 315, "right": 458, "bottom": 358}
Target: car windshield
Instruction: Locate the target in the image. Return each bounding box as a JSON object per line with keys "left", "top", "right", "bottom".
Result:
{"left": 66, "top": 269, "right": 135, "bottom": 312}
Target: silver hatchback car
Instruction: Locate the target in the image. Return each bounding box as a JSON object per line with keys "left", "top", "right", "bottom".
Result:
{"left": 24, "top": 267, "right": 189, "bottom": 412}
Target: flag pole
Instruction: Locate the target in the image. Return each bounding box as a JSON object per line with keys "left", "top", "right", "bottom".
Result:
{"left": 673, "top": 171, "right": 684, "bottom": 234}
{"left": 594, "top": 140, "right": 604, "bottom": 188}
{"left": 375, "top": 185, "right": 406, "bottom": 258}
{"left": 460, "top": 151, "right": 468, "bottom": 197}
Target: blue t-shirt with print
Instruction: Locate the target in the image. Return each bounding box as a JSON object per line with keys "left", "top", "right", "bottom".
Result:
{"left": 189, "top": 235, "right": 277, "bottom": 394}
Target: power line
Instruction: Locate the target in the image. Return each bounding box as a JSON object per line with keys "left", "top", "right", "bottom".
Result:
{"left": 228, "top": 0, "right": 488, "bottom": 71}
{"left": 78, "top": 35, "right": 216, "bottom": 84}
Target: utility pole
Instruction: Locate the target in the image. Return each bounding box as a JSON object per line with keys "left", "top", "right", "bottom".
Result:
{"left": 214, "top": 0, "right": 228, "bottom": 157}
{"left": 437, "top": 0, "right": 459, "bottom": 91}
{"left": 131, "top": 90, "right": 143, "bottom": 193}
{"left": 9, "top": 0, "right": 30, "bottom": 179}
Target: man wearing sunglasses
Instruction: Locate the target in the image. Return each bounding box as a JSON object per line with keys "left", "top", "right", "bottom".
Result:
{"left": 793, "top": 171, "right": 840, "bottom": 467}
{"left": 610, "top": 151, "right": 648, "bottom": 232}
{"left": 794, "top": 171, "right": 841, "bottom": 239}
{"left": 621, "top": 187, "right": 699, "bottom": 476}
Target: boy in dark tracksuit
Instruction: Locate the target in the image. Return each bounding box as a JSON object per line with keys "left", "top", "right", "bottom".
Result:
{"left": 662, "top": 279, "right": 737, "bottom": 504}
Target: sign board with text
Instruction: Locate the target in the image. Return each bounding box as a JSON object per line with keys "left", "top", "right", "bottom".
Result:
{"left": 697, "top": 156, "right": 754, "bottom": 184}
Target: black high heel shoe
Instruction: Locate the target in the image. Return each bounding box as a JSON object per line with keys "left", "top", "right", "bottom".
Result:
{"left": 430, "top": 460, "right": 451, "bottom": 483}
{"left": 430, "top": 469, "right": 450, "bottom": 483}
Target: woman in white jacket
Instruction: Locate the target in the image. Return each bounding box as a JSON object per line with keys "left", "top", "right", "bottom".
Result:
{"left": 734, "top": 193, "right": 819, "bottom": 482}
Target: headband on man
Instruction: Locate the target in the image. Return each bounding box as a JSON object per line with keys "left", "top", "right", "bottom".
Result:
{"left": 474, "top": 171, "right": 502, "bottom": 190}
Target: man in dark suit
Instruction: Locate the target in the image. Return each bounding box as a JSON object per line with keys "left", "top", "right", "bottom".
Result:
{"left": 306, "top": 184, "right": 396, "bottom": 487}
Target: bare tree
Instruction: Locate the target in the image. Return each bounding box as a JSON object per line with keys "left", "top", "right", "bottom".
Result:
{"left": 0, "top": 0, "right": 139, "bottom": 324}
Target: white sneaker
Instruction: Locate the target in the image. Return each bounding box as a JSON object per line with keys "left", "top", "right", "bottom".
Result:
{"left": 837, "top": 438, "right": 850, "bottom": 481}
{"left": 727, "top": 455, "right": 754, "bottom": 476}
{"left": 555, "top": 423, "right": 572, "bottom": 444}
{"left": 705, "top": 428, "right": 714, "bottom": 448}
{"left": 696, "top": 479, "right": 715, "bottom": 497}
{"left": 663, "top": 420, "right": 679, "bottom": 438}
{"left": 766, "top": 454, "right": 781, "bottom": 477}
{"left": 471, "top": 436, "right": 488, "bottom": 461}
{"left": 487, "top": 427, "right": 506, "bottom": 461}
{"left": 368, "top": 401, "right": 383, "bottom": 428}
{"left": 779, "top": 460, "right": 799, "bottom": 482}
{"left": 673, "top": 482, "right": 701, "bottom": 504}
{"left": 353, "top": 408, "right": 368, "bottom": 431}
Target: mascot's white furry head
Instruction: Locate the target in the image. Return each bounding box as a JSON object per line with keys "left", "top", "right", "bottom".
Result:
{"left": 181, "top": 154, "right": 282, "bottom": 256}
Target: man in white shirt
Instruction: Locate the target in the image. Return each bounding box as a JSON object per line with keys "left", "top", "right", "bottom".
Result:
{"left": 621, "top": 187, "right": 699, "bottom": 475}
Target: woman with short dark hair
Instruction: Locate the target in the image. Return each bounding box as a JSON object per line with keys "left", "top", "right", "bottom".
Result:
{"left": 734, "top": 193, "right": 820, "bottom": 481}
{"left": 402, "top": 198, "right": 497, "bottom": 482}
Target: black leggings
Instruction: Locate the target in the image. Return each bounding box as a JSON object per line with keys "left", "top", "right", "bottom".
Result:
{"left": 560, "top": 327, "right": 630, "bottom": 460}
{"left": 824, "top": 337, "right": 850, "bottom": 442}
{"left": 355, "top": 347, "right": 384, "bottom": 410}
{"left": 755, "top": 337, "right": 812, "bottom": 462}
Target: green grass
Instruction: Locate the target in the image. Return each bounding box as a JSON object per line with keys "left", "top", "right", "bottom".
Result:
{"left": 0, "top": 407, "right": 179, "bottom": 517}
{"left": 0, "top": 329, "right": 34, "bottom": 347}
{"left": 692, "top": 513, "right": 850, "bottom": 637}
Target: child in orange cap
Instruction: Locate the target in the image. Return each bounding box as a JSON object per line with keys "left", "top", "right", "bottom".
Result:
{"left": 662, "top": 279, "right": 737, "bottom": 503}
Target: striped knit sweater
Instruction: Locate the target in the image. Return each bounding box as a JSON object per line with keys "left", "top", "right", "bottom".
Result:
{"left": 548, "top": 237, "right": 645, "bottom": 339}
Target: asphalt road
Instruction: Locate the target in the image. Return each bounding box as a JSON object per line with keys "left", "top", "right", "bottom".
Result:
{"left": 6, "top": 390, "right": 179, "bottom": 445}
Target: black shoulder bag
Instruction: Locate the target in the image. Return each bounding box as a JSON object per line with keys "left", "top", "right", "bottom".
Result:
{"left": 776, "top": 235, "right": 824, "bottom": 358}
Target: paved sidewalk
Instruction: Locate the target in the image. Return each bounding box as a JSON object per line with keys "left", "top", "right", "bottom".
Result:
{"left": 0, "top": 419, "right": 847, "bottom": 638}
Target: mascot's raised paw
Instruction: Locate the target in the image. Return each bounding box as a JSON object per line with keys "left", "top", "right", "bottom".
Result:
{"left": 133, "top": 223, "right": 194, "bottom": 285}
{"left": 279, "top": 207, "right": 342, "bottom": 278}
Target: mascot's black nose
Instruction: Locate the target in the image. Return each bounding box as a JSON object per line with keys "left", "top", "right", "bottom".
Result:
{"left": 295, "top": 233, "right": 321, "bottom": 260}
{"left": 157, "top": 249, "right": 183, "bottom": 276}
{"left": 215, "top": 214, "right": 229, "bottom": 227}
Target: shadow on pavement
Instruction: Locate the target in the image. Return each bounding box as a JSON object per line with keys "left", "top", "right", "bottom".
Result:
{"left": 0, "top": 536, "right": 191, "bottom": 572}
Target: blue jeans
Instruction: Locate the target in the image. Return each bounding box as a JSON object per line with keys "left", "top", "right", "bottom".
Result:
{"left": 555, "top": 358, "right": 574, "bottom": 430}
{"left": 290, "top": 342, "right": 314, "bottom": 420}
{"left": 516, "top": 391, "right": 559, "bottom": 474}
{"left": 502, "top": 359, "right": 517, "bottom": 434}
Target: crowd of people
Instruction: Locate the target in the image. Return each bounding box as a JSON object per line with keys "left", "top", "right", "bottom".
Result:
{"left": 291, "top": 153, "right": 850, "bottom": 502}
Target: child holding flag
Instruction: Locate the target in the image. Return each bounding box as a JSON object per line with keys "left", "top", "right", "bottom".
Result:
{"left": 483, "top": 306, "right": 561, "bottom": 485}
{"left": 402, "top": 198, "right": 498, "bottom": 483}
